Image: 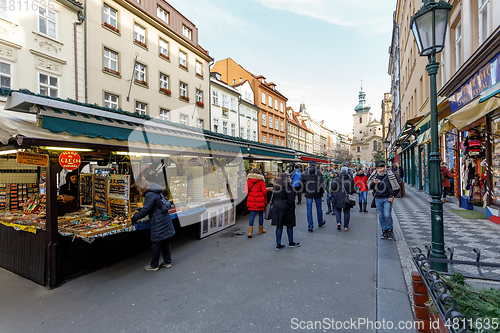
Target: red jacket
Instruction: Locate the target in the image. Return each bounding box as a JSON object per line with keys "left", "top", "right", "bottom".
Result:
{"left": 245, "top": 173, "right": 267, "bottom": 211}
{"left": 354, "top": 174, "right": 368, "bottom": 192}
{"left": 441, "top": 166, "right": 454, "bottom": 187}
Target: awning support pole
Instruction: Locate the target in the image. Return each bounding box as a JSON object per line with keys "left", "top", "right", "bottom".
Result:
{"left": 46, "top": 157, "right": 62, "bottom": 288}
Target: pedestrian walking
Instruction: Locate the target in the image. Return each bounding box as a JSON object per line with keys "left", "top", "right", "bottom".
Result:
{"left": 368, "top": 161, "right": 400, "bottom": 240}
{"left": 245, "top": 168, "right": 268, "bottom": 238}
{"left": 354, "top": 168, "right": 368, "bottom": 212}
{"left": 326, "top": 170, "right": 336, "bottom": 216}
{"left": 299, "top": 160, "right": 326, "bottom": 232}
{"left": 132, "top": 180, "right": 175, "bottom": 271}
{"left": 392, "top": 163, "right": 405, "bottom": 197}
{"left": 272, "top": 173, "right": 300, "bottom": 250}
{"left": 440, "top": 162, "right": 454, "bottom": 202}
{"left": 324, "top": 168, "right": 333, "bottom": 214}
{"left": 290, "top": 164, "right": 302, "bottom": 205}
{"left": 331, "top": 166, "right": 357, "bottom": 231}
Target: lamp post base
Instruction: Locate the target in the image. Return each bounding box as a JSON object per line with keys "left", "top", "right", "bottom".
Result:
{"left": 429, "top": 197, "right": 447, "bottom": 272}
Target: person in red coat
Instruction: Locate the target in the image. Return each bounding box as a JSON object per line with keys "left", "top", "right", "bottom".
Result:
{"left": 244, "top": 168, "right": 268, "bottom": 238}
{"left": 354, "top": 168, "right": 368, "bottom": 212}
{"left": 441, "top": 162, "right": 454, "bottom": 202}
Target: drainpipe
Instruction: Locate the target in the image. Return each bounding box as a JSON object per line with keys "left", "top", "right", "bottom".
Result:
{"left": 83, "top": 0, "right": 88, "bottom": 103}
{"left": 208, "top": 58, "right": 214, "bottom": 131}
{"left": 74, "top": 9, "right": 84, "bottom": 101}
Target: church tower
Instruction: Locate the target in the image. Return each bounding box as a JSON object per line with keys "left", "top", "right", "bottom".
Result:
{"left": 353, "top": 82, "right": 373, "bottom": 141}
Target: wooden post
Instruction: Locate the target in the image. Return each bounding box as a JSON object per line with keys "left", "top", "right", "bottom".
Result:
{"left": 46, "top": 157, "right": 61, "bottom": 288}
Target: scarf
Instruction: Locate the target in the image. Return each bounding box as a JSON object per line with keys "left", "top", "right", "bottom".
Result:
{"left": 367, "top": 169, "right": 400, "bottom": 191}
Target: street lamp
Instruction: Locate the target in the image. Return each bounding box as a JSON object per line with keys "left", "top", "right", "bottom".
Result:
{"left": 411, "top": 0, "right": 452, "bottom": 272}
{"left": 384, "top": 139, "right": 389, "bottom": 162}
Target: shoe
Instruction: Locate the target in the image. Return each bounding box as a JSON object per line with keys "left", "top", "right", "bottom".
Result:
{"left": 381, "top": 230, "right": 388, "bottom": 239}
{"left": 359, "top": 203, "right": 363, "bottom": 212}
{"left": 160, "top": 262, "right": 172, "bottom": 268}
{"left": 363, "top": 202, "right": 368, "bottom": 212}
{"left": 441, "top": 198, "right": 448, "bottom": 202}
{"left": 276, "top": 244, "right": 285, "bottom": 250}
{"left": 145, "top": 265, "right": 159, "bottom": 271}
{"left": 308, "top": 229, "right": 313, "bottom": 233}
{"left": 258, "top": 225, "right": 267, "bottom": 234}
{"left": 326, "top": 210, "right": 331, "bottom": 215}
{"left": 387, "top": 229, "right": 394, "bottom": 240}
{"left": 344, "top": 227, "right": 349, "bottom": 231}
{"left": 247, "top": 226, "right": 253, "bottom": 238}
{"left": 337, "top": 224, "right": 341, "bottom": 231}
{"left": 288, "top": 242, "right": 301, "bottom": 248}
{"left": 318, "top": 220, "right": 326, "bottom": 228}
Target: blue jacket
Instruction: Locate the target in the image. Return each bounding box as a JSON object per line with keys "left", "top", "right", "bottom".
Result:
{"left": 290, "top": 169, "right": 302, "bottom": 187}
{"left": 132, "top": 183, "right": 175, "bottom": 242}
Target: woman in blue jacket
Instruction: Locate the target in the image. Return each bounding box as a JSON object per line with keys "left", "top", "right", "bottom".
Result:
{"left": 132, "top": 180, "right": 176, "bottom": 271}
{"left": 290, "top": 164, "right": 302, "bottom": 205}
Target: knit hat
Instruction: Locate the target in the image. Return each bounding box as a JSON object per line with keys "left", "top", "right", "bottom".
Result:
{"left": 375, "top": 160, "right": 386, "bottom": 167}
{"left": 341, "top": 166, "right": 349, "bottom": 173}
{"left": 309, "top": 160, "right": 316, "bottom": 165}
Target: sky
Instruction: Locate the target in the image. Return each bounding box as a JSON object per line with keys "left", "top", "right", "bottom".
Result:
{"left": 167, "top": 0, "right": 397, "bottom": 135}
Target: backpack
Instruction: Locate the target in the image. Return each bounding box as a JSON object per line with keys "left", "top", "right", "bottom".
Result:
{"left": 160, "top": 194, "right": 172, "bottom": 213}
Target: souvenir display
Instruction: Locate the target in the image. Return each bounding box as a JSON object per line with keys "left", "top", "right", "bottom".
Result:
{"left": 170, "top": 176, "right": 187, "bottom": 206}
{"left": 462, "top": 128, "right": 487, "bottom": 206}
{"left": 94, "top": 176, "right": 107, "bottom": 211}
{"left": 107, "top": 175, "right": 131, "bottom": 219}
{"left": 79, "top": 174, "right": 93, "bottom": 206}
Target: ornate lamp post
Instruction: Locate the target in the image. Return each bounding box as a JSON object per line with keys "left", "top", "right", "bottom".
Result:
{"left": 410, "top": 0, "right": 452, "bottom": 271}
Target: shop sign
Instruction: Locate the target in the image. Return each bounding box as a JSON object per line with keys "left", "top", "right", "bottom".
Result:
{"left": 449, "top": 52, "right": 500, "bottom": 113}
{"left": 222, "top": 108, "right": 229, "bottom": 118}
{"left": 58, "top": 151, "right": 81, "bottom": 171}
{"left": 16, "top": 151, "right": 48, "bottom": 167}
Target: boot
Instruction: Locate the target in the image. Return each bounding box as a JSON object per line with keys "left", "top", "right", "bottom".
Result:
{"left": 247, "top": 226, "right": 253, "bottom": 238}
{"left": 258, "top": 225, "right": 267, "bottom": 234}
{"left": 363, "top": 202, "right": 368, "bottom": 212}
{"left": 359, "top": 202, "right": 363, "bottom": 212}
{"left": 326, "top": 205, "right": 332, "bottom": 214}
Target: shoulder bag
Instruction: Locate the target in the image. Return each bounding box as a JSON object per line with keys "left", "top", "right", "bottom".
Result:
{"left": 264, "top": 191, "right": 274, "bottom": 220}
{"left": 370, "top": 175, "right": 388, "bottom": 208}
{"left": 343, "top": 185, "right": 356, "bottom": 208}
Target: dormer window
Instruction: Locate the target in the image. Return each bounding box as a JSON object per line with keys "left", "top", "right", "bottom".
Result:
{"left": 182, "top": 25, "right": 192, "bottom": 39}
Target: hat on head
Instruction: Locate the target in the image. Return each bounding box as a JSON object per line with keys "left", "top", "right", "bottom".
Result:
{"left": 309, "top": 160, "right": 316, "bottom": 165}
{"left": 341, "top": 166, "right": 349, "bottom": 173}
{"left": 441, "top": 162, "right": 447, "bottom": 167}
{"left": 375, "top": 160, "right": 386, "bottom": 168}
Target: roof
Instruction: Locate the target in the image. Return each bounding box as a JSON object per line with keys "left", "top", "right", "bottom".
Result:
{"left": 286, "top": 107, "right": 313, "bottom": 133}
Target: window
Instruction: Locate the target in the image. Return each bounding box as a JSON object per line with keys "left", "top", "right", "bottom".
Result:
{"left": 373, "top": 140, "right": 378, "bottom": 151}
{"left": 39, "top": 5, "right": 56, "bottom": 38}
{"left": 159, "top": 39, "right": 169, "bottom": 58}
{"left": 223, "top": 121, "right": 228, "bottom": 135}
{"left": 253, "top": 131, "right": 257, "bottom": 141}
{"left": 160, "top": 73, "right": 169, "bottom": 90}
{"left": 179, "top": 51, "right": 187, "bottom": 68}
{"left": 455, "top": 22, "right": 462, "bottom": 69}
{"left": 212, "top": 90, "right": 219, "bottom": 105}
{"left": 195, "top": 61, "right": 203, "bottom": 77}
{"left": 275, "top": 119, "right": 279, "bottom": 130}
{"left": 359, "top": 117, "right": 362, "bottom": 124}
{"left": 0, "top": 62, "right": 11, "bottom": 88}
{"left": 246, "top": 108, "right": 250, "bottom": 118}
{"left": 134, "top": 23, "right": 146, "bottom": 45}
{"left": 357, "top": 146, "right": 360, "bottom": 153}
{"left": 281, "top": 140, "right": 284, "bottom": 146}
{"left": 440, "top": 51, "right": 446, "bottom": 86}
{"left": 179, "top": 82, "right": 187, "bottom": 98}
{"left": 261, "top": 92, "right": 265, "bottom": 104}
{"left": 157, "top": 6, "right": 169, "bottom": 23}
{"left": 135, "top": 101, "right": 147, "bottom": 115}
{"left": 197, "top": 119, "right": 203, "bottom": 129}
{"left": 262, "top": 114, "right": 266, "bottom": 126}
{"left": 270, "top": 137, "right": 273, "bottom": 145}
{"left": 479, "top": 0, "right": 490, "bottom": 44}
{"left": 103, "top": 48, "right": 118, "bottom": 73}
{"left": 269, "top": 116, "right": 273, "bottom": 129}
{"left": 196, "top": 89, "right": 203, "bottom": 103}
{"left": 252, "top": 111, "right": 257, "bottom": 120}
{"left": 134, "top": 62, "right": 146, "bottom": 83}
{"left": 239, "top": 105, "right": 244, "bottom": 115}
{"left": 182, "top": 25, "right": 192, "bottom": 39}
{"left": 160, "top": 108, "right": 169, "bottom": 121}
{"left": 280, "top": 120, "right": 284, "bottom": 132}
{"left": 263, "top": 136, "right": 266, "bottom": 143}
{"left": 230, "top": 98, "right": 235, "bottom": 111}
{"left": 213, "top": 119, "right": 219, "bottom": 132}
{"left": 104, "top": 92, "right": 118, "bottom": 109}
{"left": 280, "top": 102, "right": 284, "bottom": 112}
{"left": 268, "top": 96, "right": 272, "bottom": 106}
{"left": 247, "top": 129, "right": 251, "bottom": 140}
{"left": 231, "top": 123, "right": 236, "bottom": 136}
{"left": 222, "top": 94, "right": 227, "bottom": 108}
{"left": 180, "top": 114, "right": 188, "bottom": 125}
{"left": 275, "top": 99, "right": 278, "bottom": 110}
{"left": 39, "top": 73, "right": 58, "bottom": 97}
{"left": 103, "top": 4, "right": 118, "bottom": 30}
{"left": 240, "top": 127, "right": 244, "bottom": 138}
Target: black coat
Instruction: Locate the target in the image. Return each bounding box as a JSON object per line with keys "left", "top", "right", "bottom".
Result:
{"left": 299, "top": 164, "right": 325, "bottom": 199}
{"left": 271, "top": 184, "right": 296, "bottom": 228}
{"left": 330, "top": 174, "right": 357, "bottom": 209}
{"left": 132, "top": 183, "right": 175, "bottom": 242}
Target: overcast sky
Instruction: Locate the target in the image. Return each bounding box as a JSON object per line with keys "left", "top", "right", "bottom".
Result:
{"left": 167, "top": 0, "right": 397, "bottom": 134}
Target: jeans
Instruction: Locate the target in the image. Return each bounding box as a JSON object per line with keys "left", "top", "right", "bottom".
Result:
{"left": 294, "top": 186, "right": 302, "bottom": 203}
{"left": 442, "top": 187, "right": 450, "bottom": 198}
{"left": 375, "top": 197, "right": 393, "bottom": 231}
{"left": 306, "top": 197, "right": 323, "bottom": 230}
{"left": 358, "top": 191, "right": 367, "bottom": 203}
{"left": 151, "top": 238, "right": 172, "bottom": 268}
{"left": 249, "top": 210, "right": 264, "bottom": 227}
{"left": 334, "top": 208, "right": 351, "bottom": 228}
{"left": 276, "top": 226, "right": 293, "bottom": 244}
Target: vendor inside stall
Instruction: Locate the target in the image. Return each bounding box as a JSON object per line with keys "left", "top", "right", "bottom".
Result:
{"left": 58, "top": 170, "right": 80, "bottom": 215}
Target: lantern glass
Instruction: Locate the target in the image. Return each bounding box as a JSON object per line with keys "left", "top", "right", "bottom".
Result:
{"left": 434, "top": 8, "right": 449, "bottom": 52}
{"left": 413, "top": 11, "right": 434, "bottom": 56}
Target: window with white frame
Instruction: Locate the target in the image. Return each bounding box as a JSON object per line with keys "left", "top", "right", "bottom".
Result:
{"left": 134, "top": 62, "right": 146, "bottom": 83}
{"left": 0, "top": 62, "right": 11, "bottom": 88}
{"left": 253, "top": 131, "right": 257, "bottom": 141}
{"left": 262, "top": 114, "right": 266, "bottom": 126}
{"left": 252, "top": 111, "right": 257, "bottom": 120}
{"left": 104, "top": 48, "right": 118, "bottom": 72}
{"left": 280, "top": 120, "right": 284, "bottom": 132}
{"left": 213, "top": 119, "right": 219, "bottom": 132}
{"left": 280, "top": 102, "right": 283, "bottom": 112}
{"left": 179, "top": 82, "right": 187, "bottom": 97}
{"left": 275, "top": 119, "right": 278, "bottom": 130}
{"left": 270, "top": 137, "right": 273, "bottom": 145}
{"left": 262, "top": 92, "right": 265, "bottom": 104}
{"left": 231, "top": 123, "right": 236, "bottom": 136}
{"left": 197, "top": 119, "right": 203, "bottom": 129}
{"left": 263, "top": 136, "right": 266, "bottom": 143}
{"left": 240, "top": 127, "right": 244, "bottom": 138}
{"left": 160, "top": 73, "right": 168, "bottom": 90}
{"left": 135, "top": 101, "right": 147, "bottom": 115}
{"left": 269, "top": 116, "right": 273, "bottom": 129}
{"left": 247, "top": 129, "right": 251, "bottom": 140}
{"left": 275, "top": 99, "right": 278, "bottom": 110}
{"left": 212, "top": 90, "right": 219, "bottom": 105}
{"left": 479, "top": 0, "right": 490, "bottom": 44}
{"left": 160, "top": 108, "right": 169, "bottom": 121}
{"left": 195, "top": 61, "right": 203, "bottom": 77}
{"left": 134, "top": 23, "right": 146, "bottom": 44}
{"left": 223, "top": 121, "right": 228, "bottom": 135}
{"left": 39, "top": 5, "right": 56, "bottom": 38}
{"left": 281, "top": 140, "right": 284, "bottom": 146}
{"left": 103, "top": 4, "right": 118, "bottom": 29}
{"left": 104, "top": 92, "right": 118, "bottom": 109}
{"left": 157, "top": 6, "right": 169, "bottom": 23}
{"left": 246, "top": 108, "right": 250, "bottom": 118}
{"left": 39, "top": 73, "right": 58, "bottom": 97}
{"left": 179, "top": 51, "right": 187, "bottom": 68}
{"left": 222, "top": 94, "right": 227, "bottom": 108}
{"left": 180, "top": 114, "right": 188, "bottom": 125}
{"left": 268, "top": 96, "right": 272, "bottom": 106}
{"left": 239, "top": 105, "right": 244, "bottom": 115}
{"left": 230, "top": 98, "right": 235, "bottom": 111}
{"left": 159, "top": 39, "right": 169, "bottom": 58}
{"left": 196, "top": 89, "right": 203, "bottom": 102}
{"left": 182, "top": 25, "right": 192, "bottom": 39}
{"left": 455, "top": 22, "right": 462, "bottom": 69}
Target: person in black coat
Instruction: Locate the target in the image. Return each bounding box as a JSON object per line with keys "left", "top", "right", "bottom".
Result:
{"left": 330, "top": 166, "right": 358, "bottom": 231}
{"left": 271, "top": 173, "right": 300, "bottom": 250}
{"left": 299, "top": 160, "right": 326, "bottom": 232}
{"left": 132, "top": 180, "right": 176, "bottom": 271}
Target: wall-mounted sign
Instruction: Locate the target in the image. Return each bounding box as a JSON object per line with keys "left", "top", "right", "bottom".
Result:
{"left": 59, "top": 151, "right": 81, "bottom": 171}
{"left": 222, "top": 108, "right": 229, "bottom": 119}
{"left": 16, "top": 151, "right": 48, "bottom": 167}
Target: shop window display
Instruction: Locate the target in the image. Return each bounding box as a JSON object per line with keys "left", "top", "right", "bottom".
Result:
{"left": 462, "top": 128, "right": 487, "bottom": 206}
{"left": 492, "top": 118, "right": 500, "bottom": 204}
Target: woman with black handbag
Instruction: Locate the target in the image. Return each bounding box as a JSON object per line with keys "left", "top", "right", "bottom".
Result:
{"left": 330, "top": 166, "right": 357, "bottom": 232}
{"left": 271, "top": 173, "right": 300, "bottom": 250}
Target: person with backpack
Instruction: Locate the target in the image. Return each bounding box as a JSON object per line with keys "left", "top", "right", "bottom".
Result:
{"left": 354, "top": 168, "right": 368, "bottom": 212}
{"left": 300, "top": 160, "right": 326, "bottom": 232}
{"left": 245, "top": 168, "right": 268, "bottom": 237}
{"left": 331, "top": 166, "right": 357, "bottom": 231}
{"left": 132, "top": 180, "right": 175, "bottom": 271}
{"left": 440, "top": 162, "right": 454, "bottom": 202}
{"left": 272, "top": 173, "right": 300, "bottom": 250}
{"left": 290, "top": 164, "right": 302, "bottom": 205}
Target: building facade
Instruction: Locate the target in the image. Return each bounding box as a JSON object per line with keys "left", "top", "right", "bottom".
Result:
{"left": 388, "top": 11, "right": 402, "bottom": 154}
{"left": 298, "top": 103, "right": 321, "bottom": 155}
{"left": 233, "top": 80, "right": 259, "bottom": 142}
{"left": 210, "top": 73, "right": 240, "bottom": 137}
{"left": 381, "top": 92, "right": 393, "bottom": 143}
{"left": 86, "top": 0, "right": 212, "bottom": 129}
{"left": 212, "top": 58, "right": 287, "bottom": 146}
{"left": 286, "top": 106, "right": 313, "bottom": 153}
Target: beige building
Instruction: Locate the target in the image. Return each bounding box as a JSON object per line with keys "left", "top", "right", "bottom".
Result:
{"left": 0, "top": 0, "right": 84, "bottom": 104}
{"left": 381, "top": 93, "right": 392, "bottom": 143}
{"left": 286, "top": 106, "right": 313, "bottom": 153}
{"left": 86, "top": 0, "right": 212, "bottom": 129}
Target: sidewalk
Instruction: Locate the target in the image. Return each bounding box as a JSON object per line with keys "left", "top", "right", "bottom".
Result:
{"left": 393, "top": 185, "right": 500, "bottom": 277}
